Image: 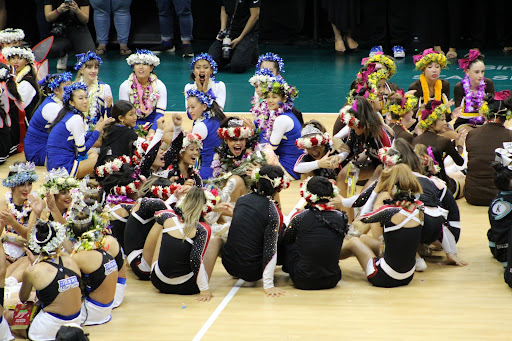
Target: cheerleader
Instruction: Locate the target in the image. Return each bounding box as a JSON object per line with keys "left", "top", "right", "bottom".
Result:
{"left": 282, "top": 176, "right": 348, "bottom": 290}
{"left": 3, "top": 46, "right": 40, "bottom": 120}
{"left": 384, "top": 92, "right": 418, "bottom": 144}
{"left": 248, "top": 68, "right": 273, "bottom": 143}
{"left": 143, "top": 187, "right": 214, "bottom": 300}
{"left": 74, "top": 51, "right": 113, "bottom": 125}
{"left": 256, "top": 52, "right": 285, "bottom": 76}
{"left": 184, "top": 53, "right": 226, "bottom": 110}
{"left": 452, "top": 50, "right": 495, "bottom": 132}
{"left": 0, "top": 243, "right": 14, "bottom": 341}
{"left": 46, "top": 82, "right": 115, "bottom": 178}
{"left": 260, "top": 76, "right": 303, "bottom": 180}
{"left": 119, "top": 49, "right": 166, "bottom": 129}
{"left": 186, "top": 89, "right": 225, "bottom": 179}
{"left": 24, "top": 72, "right": 72, "bottom": 166}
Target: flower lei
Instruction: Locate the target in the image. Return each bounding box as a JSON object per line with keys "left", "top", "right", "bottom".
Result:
{"left": 5, "top": 191, "right": 31, "bottom": 225}
{"left": 414, "top": 49, "right": 448, "bottom": 71}
{"left": 263, "top": 103, "right": 291, "bottom": 141}
{"left": 176, "top": 187, "right": 220, "bottom": 214}
{"left": 250, "top": 167, "right": 291, "bottom": 191}
{"left": 63, "top": 82, "right": 88, "bottom": 104}
{"left": 190, "top": 53, "right": 218, "bottom": 80}
{"left": 378, "top": 147, "right": 401, "bottom": 167}
{"left": 128, "top": 73, "right": 160, "bottom": 119}
{"left": 112, "top": 180, "right": 143, "bottom": 196}
{"left": 462, "top": 75, "right": 485, "bottom": 113}
{"left": 0, "top": 28, "right": 25, "bottom": 43}
{"left": 339, "top": 105, "right": 361, "bottom": 129}
{"left": 295, "top": 132, "right": 330, "bottom": 149}
{"left": 299, "top": 176, "right": 339, "bottom": 211}
{"left": 420, "top": 74, "right": 442, "bottom": 102}
{"left": 418, "top": 103, "right": 449, "bottom": 130}
{"left": 132, "top": 139, "right": 150, "bottom": 165}
{"left": 96, "top": 155, "right": 132, "bottom": 177}
{"left": 151, "top": 184, "right": 181, "bottom": 201}
{"left": 15, "top": 65, "right": 31, "bottom": 83}
{"left": 77, "top": 76, "right": 100, "bottom": 121}
{"left": 362, "top": 53, "right": 396, "bottom": 77}
{"left": 27, "top": 219, "right": 67, "bottom": 256}
{"left": 217, "top": 126, "right": 254, "bottom": 140}
{"left": 256, "top": 52, "right": 285, "bottom": 73}
{"left": 3, "top": 47, "right": 35, "bottom": 65}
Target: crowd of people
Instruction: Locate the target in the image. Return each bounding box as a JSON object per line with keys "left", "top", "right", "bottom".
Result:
{"left": 0, "top": 20, "right": 511, "bottom": 339}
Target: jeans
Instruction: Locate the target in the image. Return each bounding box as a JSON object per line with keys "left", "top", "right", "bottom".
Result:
{"left": 154, "top": 0, "right": 193, "bottom": 42}
{"left": 48, "top": 25, "right": 96, "bottom": 58}
{"left": 89, "top": 0, "right": 132, "bottom": 45}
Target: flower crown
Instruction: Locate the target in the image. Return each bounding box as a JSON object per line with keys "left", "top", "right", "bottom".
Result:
{"left": 190, "top": 53, "right": 218, "bottom": 79}
{"left": 480, "top": 91, "right": 512, "bottom": 120}
{"left": 2, "top": 162, "right": 38, "bottom": 188}
{"left": 95, "top": 155, "right": 132, "bottom": 177}
{"left": 38, "top": 72, "right": 73, "bottom": 91}
{"left": 186, "top": 88, "right": 216, "bottom": 108}
{"left": 67, "top": 209, "right": 110, "bottom": 252}
{"left": 299, "top": 176, "right": 339, "bottom": 206}
{"left": 250, "top": 168, "right": 291, "bottom": 191}
{"left": 367, "top": 68, "right": 389, "bottom": 90}
{"left": 38, "top": 168, "right": 79, "bottom": 197}
{"left": 74, "top": 51, "right": 103, "bottom": 71}
{"left": 418, "top": 102, "right": 449, "bottom": 130}
{"left": 378, "top": 147, "right": 401, "bottom": 167}
{"left": 176, "top": 187, "right": 220, "bottom": 215}
{"left": 181, "top": 133, "right": 203, "bottom": 154}
{"left": 296, "top": 125, "right": 331, "bottom": 149}
{"left": 217, "top": 119, "right": 254, "bottom": 140}
{"left": 0, "top": 28, "right": 25, "bottom": 43}
{"left": 249, "top": 68, "right": 275, "bottom": 86}
{"left": 72, "top": 227, "right": 107, "bottom": 253}
{"left": 62, "top": 82, "right": 88, "bottom": 104}
{"left": 28, "top": 219, "right": 67, "bottom": 256}
{"left": 151, "top": 184, "right": 181, "bottom": 201}
{"left": 0, "top": 67, "right": 11, "bottom": 82}
{"left": 339, "top": 105, "right": 361, "bottom": 129}
{"left": 260, "top": 76, "right": 298, "bottom": 103}
{"left": 126, "top": 49, "right": 160, "bottom": 67}
{"left": 2, "top": 46, "right": 35, "bottom": 64}
{"left": 256, "top": 52, "right": 285, "bottom": 73}
{"left": 385, "top": 94, "right": 419, "bottom": 117}
{"left": 361, "top": 53, "right": 396, "bottom": 77}
{"left": 413, "top": 48, "right": 448, "bottom": 71}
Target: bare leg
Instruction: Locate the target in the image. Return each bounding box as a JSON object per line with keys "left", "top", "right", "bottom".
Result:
{"left": 6, "top": 257, "right": 29, "bottom": 282}
{"left": 447, "top": 172, "right": 465, "bottom": 198}
{"left": 76, "top": 150, "right": 99, "bottom": 179}
{"left": 203, "top": 236, "right": 224, "bottom": 279}
{"left": 142, "top": 223, "right": 163, "bottom": 265}
{"left": 433, "top": 45, "right": 445, "bottom": 55}
{"left": 340, "top": 237, "right": 376, "bottom": 271}
{"left": 360, "top": 234, "right": 381, "bottom": 256}
{"left": 331, "top": 24, "right": 346, "bottom": 53}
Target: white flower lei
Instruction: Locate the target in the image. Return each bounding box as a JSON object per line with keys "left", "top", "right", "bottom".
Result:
{"left": 78, "top": 76, "right": 100, "bottom": 120}
{"left": 96, "top": 156, "right": 131, "bottom": 177}
{"left": 27, "top": 220, "right": 67, "bottom": 256}
{"left": 5, "top": 191, "right": 31, "bottom": 227}
{"left": 299, "top": 177, "right": 339, "bottom": 210}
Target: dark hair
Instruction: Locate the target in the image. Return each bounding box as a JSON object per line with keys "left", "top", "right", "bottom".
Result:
{"left": 306, "top": 176, "right": 333, "bottom": 203}
{"left": 0, "top": 63, "right": 21, "bottom": 102}
{"left": 209, "top": 101, "right": 226, "bottom": 122}
{"left": 48, "top": 88, "right": 87, "bottom": 132}
{"left": 303, "top": 120, "right": 327, "bottom": 133}
{"left": 7, "top": 161, "right": 24, "bottom": 178}
{"left": 33, "top": 220, "right": 57, "bottom": 255}
{"left": 352, "top": 96, "right": 382, "bottom": 137}
{"left": 70, "top": 206, "right": 94, "bottom": 237}
{"left": 492, "top": 161, "right": 512, "bottom": 191}
{"left": 252, "top": 165, "right": 284, "bottom": 197}
{"left": 392, "top": 138, "right": 422, "bottom": 173}
{"left": 99, "top": 164, "right": 140, "bottom": 197}
{"left": 483, "top": 94, "right": 512, "bottom": 123}
{"left": 260, "top": 60, "right": 280, "bottom": 74}
{"left": 36, "top": 74, "right": 58, "bottom": 107}
{"left": 465, "top": 52, "right": 485, "bottom": 70}
{"left": 292, "top": 107, "right": 304, "bottom": 125}
{"left": 112, "top": 100, "right": 135, "bottom": 123}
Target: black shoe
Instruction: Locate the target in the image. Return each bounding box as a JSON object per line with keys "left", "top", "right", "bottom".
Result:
{"left": 182, "top": 43, "right": 194, "bottom": 58}
{"left": 152, "top": 41, "right": 175, "bottom": 54}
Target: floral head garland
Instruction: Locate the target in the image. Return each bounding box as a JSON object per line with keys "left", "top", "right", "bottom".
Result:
{"left": 385, "top": 93, "right": 419, "bottom": 117}
{"left": 151, "top": 184, "right": 181, "bottom": 201}
{"left": 62, "top": 82, "right": 88, "bottom": 105}
{"left": 361, "top": 52, "right": 396, "bottom": 78}
{"left": 28, "top": 219, "right": 67, "bottom": 256}
{"left": 132, "top": 138, "right": 150, "bottom": 165}
{"left": 458, "top": 49, "right": 482, "bottom": 71}
{"left": 295, "top": 124, "right": 331, "bottom": 149}
{"left": 260, "top": 76, "right": 298, "bottom": 103}
{"left": 378, "top": 147, "right": 401, "bottom": 167}
{"left": 217, "top": 119, "right": 254, "bottom": 140}
{"left": 190, "top": 53, "right": 218, "bottom": 80}
{"left": 2, "top": 46, "right": 35, "bottom": 64}
{"left": 367, "top": 68, "right": 389, "bottom": 93}
{"left": 256, "top": 52, "right": 285, "bottom": 73}
{"left": 413, "top": 48, "right": 448, "bottom": 71}
{"left": 126, "top": 49, "right": 160, "bottom": 67}
{"left": 176, "top": 187, "right": 220, "bottom": 215}
{"left": 38, "top": 72, "right": 73, "bottom": 91}
{"left": 67, "top": 209, "right": 110, "bottom": 252}
{"left": 2, "top": 162, "right": 38, "bottom": 188}
{"left": 72, "top": 226, "right": 107, "bottom": 253}
{"left": 420, "top": 147, "right": 441, "bottom": 174}
{"left": 299, "top": 176, "right": 339, "bottom": 210}
{"left": 112, "top": 180, "right": 143, "bottom": 196}
{"left": 95, "top": 155, "right": 132, "bottom": 177}
{"left": 349, "top": 66, "right": 381, "bottom": 104}
{"left": 180, "top": 133, "right": 203, "bottom": 154}
{"left": 38, "top": 168, "right": 79, "bottom": 198}
{"left": 74, "top": 51, "right": 103, "bottom": 71}
{"left": 480, "top": 91, "right": 512, "bottom": 120}
{"left": 0, "top": 28, "right": 25, "bottom": 44}
{"left": 250, "top": 167, "right": 291, "bottom": 192}
{"left": 249, "top": 68, "right": 275, "bottom": 86}
{"left": 339, "top": 105, "right": 361, "bottom": 129}
{"left": 418, "top": 101, "right": 449, "bottom": 130}
{"left": 186, "top": 88, "right": 216, "bottom": 108}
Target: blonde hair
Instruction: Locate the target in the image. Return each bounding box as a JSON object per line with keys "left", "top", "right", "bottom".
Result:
{"left": 75, "top": 59, "right": 100, "bottom": 81}
{"left": 180, "top": 187, "right": 206, "bottom": 238}
{"left": 375, "top": 164, "right": 422, "bottom": 198}
{"left": 413, "top": 144, "right": 437, "bottom": 176}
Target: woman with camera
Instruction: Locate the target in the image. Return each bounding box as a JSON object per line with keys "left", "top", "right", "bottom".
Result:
{"left": 44, "top": 0, "right": 95, "bottom": 70}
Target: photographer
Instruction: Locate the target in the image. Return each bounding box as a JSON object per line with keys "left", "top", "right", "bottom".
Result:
{"left": 208, "top": 0, "right": 260, "bottom": 73}
{"left": 44, "top": 0, "right": 95, "bottom": 70}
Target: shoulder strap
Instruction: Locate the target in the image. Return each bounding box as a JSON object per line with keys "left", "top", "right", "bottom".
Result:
{"left": 384, "top": 209, "right": 422, "bottom": 232}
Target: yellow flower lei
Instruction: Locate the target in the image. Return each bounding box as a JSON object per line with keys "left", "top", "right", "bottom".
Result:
{"left": 418, "top": 104, "right": 449, "bottom": 130}
{"left": 415, "top": 53, "right": 448, "bottom": 71}
{"left": 365, "top": 54, "right": 396, "bottom": 77}
{"left": 420, "top": 74, "right": 442, "bottom": 102}
{"left": 15, "top": 65, "right": 32, "bottom": 83}
{"left": 480, "top": 101, "right": 512, "bottom": 120}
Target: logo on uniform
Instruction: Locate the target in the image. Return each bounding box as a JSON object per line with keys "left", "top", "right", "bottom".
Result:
{"left": 491, "top": 199, "right": 512, "bottom": 220}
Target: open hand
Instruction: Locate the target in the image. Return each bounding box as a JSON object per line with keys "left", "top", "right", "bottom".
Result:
{"left": 264, "top": 287, "right": 285, "bottom": 297}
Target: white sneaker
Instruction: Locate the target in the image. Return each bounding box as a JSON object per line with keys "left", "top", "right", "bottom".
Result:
{"left": 57, "top": 54, "right": 68, "bottom": 70}
{"left": 415, "top": 257, "right": 427, "bottom": 272}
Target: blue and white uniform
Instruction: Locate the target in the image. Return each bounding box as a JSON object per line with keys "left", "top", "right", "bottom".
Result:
{"left": 270, "top": 109, "right": 302, "bottom": 180}
{"left": 184, "top": 80, "right": 226, "bottom": 110}
{"left": 192, "top": 116, "right": 222, "bottom": 180}
{"left": 85, "top": 81, "right": 112, "bottom": 125}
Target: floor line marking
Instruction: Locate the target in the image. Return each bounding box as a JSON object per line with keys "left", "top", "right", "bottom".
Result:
{"left": 192, "top": 279, "right": 245, "bottom": 341}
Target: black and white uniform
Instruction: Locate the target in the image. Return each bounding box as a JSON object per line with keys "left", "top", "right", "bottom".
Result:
{"left": 124, "top": 198, "right": 168, "bottom": 280}
{"left": 222, "top": 192, "right": 283, "bottom": 289}
{"left": 361, "top": 204, "right": 423, "bottom": 288}
{"left": 293, "top": 148, "right": 341, "bottom": 180}
{"left": 107, "top": 203, "right": 133, "bottom": 251}
{"left": 150, "top": 211, "right": 211, "bottom": 295}
{"left": 488, "top": 191, "right": 512, "bottom": 267}
{"left": 283, "top": 208, "right": 348, "bottom": 290}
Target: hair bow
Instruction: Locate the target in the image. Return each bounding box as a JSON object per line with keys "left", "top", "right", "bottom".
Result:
{"left": 495, "top": 90, "right": 511, "bottom": 101}
{"left": 458, "top": 49, "right": 481, "bottom": 70}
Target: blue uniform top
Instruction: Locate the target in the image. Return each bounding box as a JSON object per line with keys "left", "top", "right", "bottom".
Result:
{"left": 195, "top": 117, "right": 222, "bottom": 180}
{"left": 272, "top": 110, "right": 302, "bottom": 180}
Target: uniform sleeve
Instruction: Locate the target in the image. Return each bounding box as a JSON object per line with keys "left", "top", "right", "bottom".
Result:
{"left": 215, "top": 81, "right": 226, "bottom": 110}
{"left": 442, "top": 138, "right": 464, "bottom": 166}
{"left": 98, "top": 83, "right": 112, "bottom": 117}
{"left": 192, "top": 121, "right": 208, "bottom": 140}
{"left": 453, "top": 82, "right": 464, "bottom": 108}
{"left": 293, "top": 153, "right": 319, "bottom": 174}
{"left": 269, "top": 115, "right": 294, "bottom": 148}
{"left": 284, "top": 211, "right": 305, "bottom": 243}
{"left": 156, "top": 80, "right": 167, "bottom": 115}
{"left": 17, "top": 81, "right": 36, "bottom": 109}
{"left": 164, "top": 130, "right": 183, "bottom": 169}
{"left": 343, "top": 179, "right": 379, "bottom": 208}
{"left": 119, "top": 80, "right": 129, "bottom": 101}
{"left": 65, "top": 115, "right": 99, "bottom": 156}
{"left": 360, "top": 205, "right": 398, "bottom": 224}
{"left": 262, "top": 201, "right": 283, "bottom": 289}
{"left": 155, "top": 210, "right": 176, "bottom": 225}
{"left": 139, "top": 134, "right": 162, "bottom": 177}
{"left": 41, "top": 102, "right": 62, "bottom": 124}
{"left": 190, "top": 223, "right": 211, "bottom": 292}
{"left": 334, "top": 125, "right": 350, "bottom": 139}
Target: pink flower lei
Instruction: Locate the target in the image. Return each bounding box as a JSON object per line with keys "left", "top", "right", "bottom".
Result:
{"left": 263, "top": 103, "right": 292, "bottom": 141}
{"left": 251, "top": 96, "right": 270, "bottom": 130}
{"left": 130, "top": 73, "right": 160, "bottom": 119}
{"left": 462, "top": 75, "right": 485, "bottom": 113}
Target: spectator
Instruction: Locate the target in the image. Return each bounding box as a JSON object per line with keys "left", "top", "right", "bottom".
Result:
{"left": 154, "top": 0, "right": 193, "bottom": 57}
{"left": 44, "top": 0, "right": 95, "bottom": 70}
{"left": 208, "top": 0, "right": 260, "bottom": 73}
{"left": 321, "top": 0, "right": 359, "bottom": 54}
{"left": 89, "top": 0, "right": 132, "bottom": 56}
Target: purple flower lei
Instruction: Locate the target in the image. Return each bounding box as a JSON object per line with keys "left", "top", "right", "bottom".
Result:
{"left": 106, "top": 194, "right": 134, "bottom": 205}
{"left": 263, "top": 103, "right": 293, "bottom": 141}
{"left": 462, "top": 75, "right": 485, "bottom": 113}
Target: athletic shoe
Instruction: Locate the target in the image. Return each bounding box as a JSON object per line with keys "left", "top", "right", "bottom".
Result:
{"left": 182, "top": 43, "right": 194, "bottom": 58}
{"left": 152, "top": 40, "right": 175, "bottom": 54}
{"left": 369, "top": 45, "right": 383, "bottom": 57}
{"left": 415, "top": 257, "right": 427, "bottom": 272}
{"left": 392, "top": 45, "right": 406, "bottom": 58}
{"left": 56, "top": 54, "right": 68, "bottom": 70}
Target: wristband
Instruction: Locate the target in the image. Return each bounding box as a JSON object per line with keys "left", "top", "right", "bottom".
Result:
{"left": 54, "top": 8, "right": 60, "bottom": 14}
